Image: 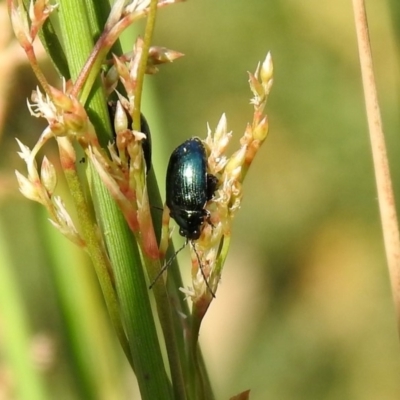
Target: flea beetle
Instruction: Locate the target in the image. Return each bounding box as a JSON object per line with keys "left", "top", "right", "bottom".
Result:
{"left": 149, "top": 137, "right": 218, "bottom": 296}
{"left": 166, "top": 137, "right": 217, "bottom": 240}
{"left": 149, "top": 137, "right": 218, "bottom": 294}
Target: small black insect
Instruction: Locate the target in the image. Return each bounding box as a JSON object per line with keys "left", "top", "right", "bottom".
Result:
{"left": 166, "top": 137, "right": 217, "bottom": 240}
{"left": 150, "top": 137, "right": 218, "bottom": 295}
{"left": 107, "top": 101, "right": 152, "bottom": 172}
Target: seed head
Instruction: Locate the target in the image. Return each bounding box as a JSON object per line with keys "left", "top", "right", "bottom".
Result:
{"left": 185, "top": 53, "right": 274, "bottom": 305}
{"left": 49, "top": 196, "right": 84, "bottom": 247}
{"left": 15, "top": 170, "right": 43, "bottom": 204}
{"left": 29, "top": 0, "right": 58, "bottom": 40}
{"left": 260, "top": 52, "right": 273, "bottom": 87}
{"left": 40, "top": 156, "right": 57, "bottom": 196}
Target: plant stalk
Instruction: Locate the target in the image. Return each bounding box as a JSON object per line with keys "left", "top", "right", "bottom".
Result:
{"left": 352, "top": 0, "right": 400, "bottom": 334}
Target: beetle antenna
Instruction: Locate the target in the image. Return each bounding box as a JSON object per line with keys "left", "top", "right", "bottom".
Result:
{"left": 149, "top": 240, "right": 188, "bottom": 289}
{"left": 191, "top": 242, "right": 216, "bottom": 298}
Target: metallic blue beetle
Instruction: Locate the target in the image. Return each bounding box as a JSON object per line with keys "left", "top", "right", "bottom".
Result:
{"left": 166, "top": 137, "right": 217, "bottom": 240}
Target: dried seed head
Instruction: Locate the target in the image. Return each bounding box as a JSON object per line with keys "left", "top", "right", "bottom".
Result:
{"left": 113, "top": 101, "right": 129, "bottom": 134}
{"left": 125, "top": 0, "right": 151, "bottom": 14}
{"left": 15, "top": 170, "right": 43, "bottom": 204}
{"left": 49, "top": 196, "right": 84, "bottom": 247}
{"left": 147, "top": 46, "right": 184, "bottom": 71}
{"left": 16, "top": 138, "right": 39, "bottom": 181}
{"left": 205, "top": 114, "right": 231, "bottom": 175}
{"left": 248, "top": 71, "right": 265, "bottom": 102}
{"left": 40, "top": 156, "right": 57, "bottom": 195}
{"left": 252, "top": 116, "right": 269, "bottom": 141}
{"left": 103, "top": 65, "right": 119, "bottom": 96}
{"left": 28, "top": 85, "right": 93, "bottom": 145}
{"left": 260, "top": 52, "right": 273, "bottom": 86}
{"left": 9, "top": 0, "right": 31, "bottom": 49}
{"left": 28, "top": 88, "right": 59, "bottom": 122}
{"left": 113, "top": 54, "right": 131, "bottom": 90}
{"left": 249, "top": 52, "right": 274, "bottom": 112}
{"left": 106, "top": 0, "right": 126, "bottom": 29}
{"left": 185, "top": 53, "right": 274, "bottom": 304}
{"left": 48, "top": 86, "right": 74, "bottom": 112}
{"left": 29, "top": 0, "right": 58, "bottom": 40}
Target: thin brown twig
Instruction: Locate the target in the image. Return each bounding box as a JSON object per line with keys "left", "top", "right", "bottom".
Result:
{"left": 352, "top": 0, "right": 400, "bottom": 335}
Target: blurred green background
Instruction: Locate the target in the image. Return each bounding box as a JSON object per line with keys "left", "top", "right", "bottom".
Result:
{"left": 1, "top": 0, "right": 400, "bottom": 399}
